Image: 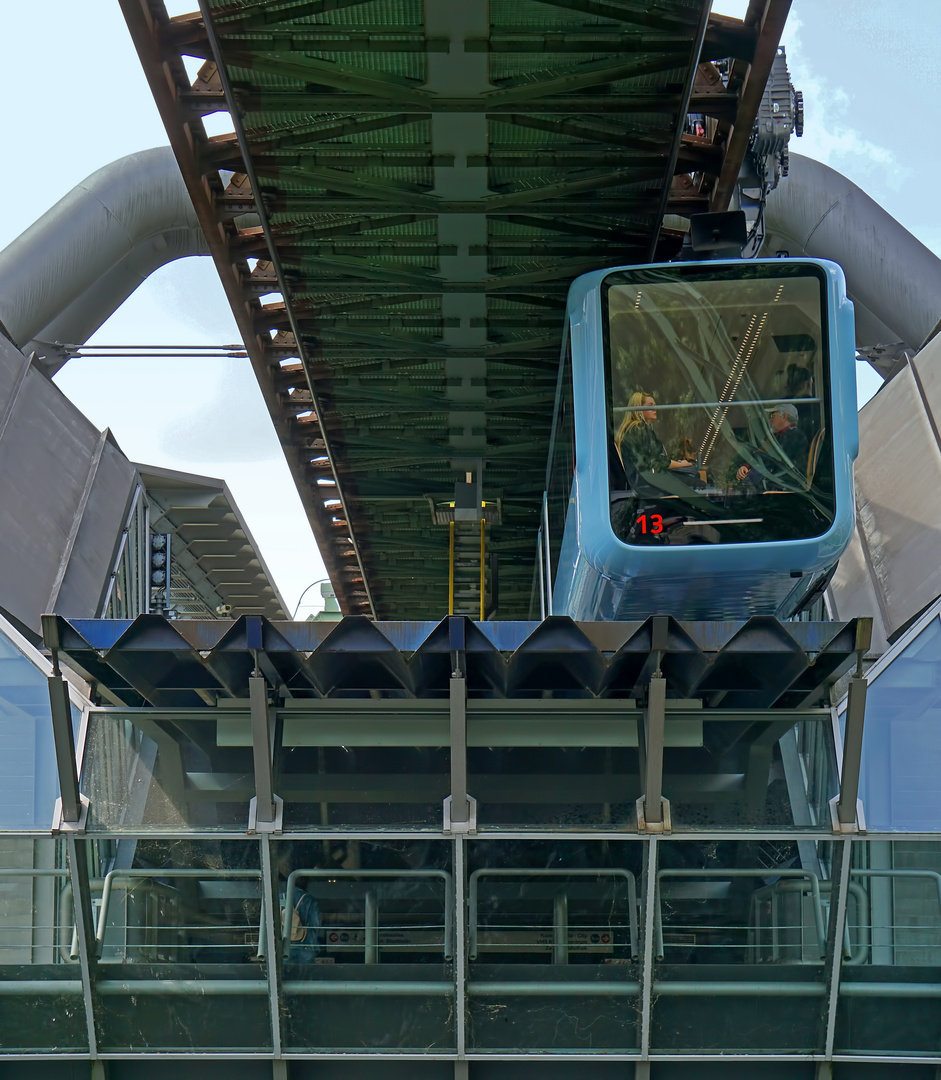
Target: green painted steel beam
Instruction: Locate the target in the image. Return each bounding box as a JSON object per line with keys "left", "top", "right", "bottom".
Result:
{"left": 146, "top": 0, "right": 725, "bottom": 617}
{"left": 235, "top": 92, "right": 686, "bottom": 114}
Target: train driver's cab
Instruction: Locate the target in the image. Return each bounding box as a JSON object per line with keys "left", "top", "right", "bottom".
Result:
{"left": 605, "top": 262, "right": 835, "bottom": 547}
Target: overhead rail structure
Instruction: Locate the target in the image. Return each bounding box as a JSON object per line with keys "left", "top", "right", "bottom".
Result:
{"left": 120, "top": 0, "right": 791, "bottom": 618}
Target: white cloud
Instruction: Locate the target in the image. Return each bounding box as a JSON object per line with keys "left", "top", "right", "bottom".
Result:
{"left": 781, "top": 15, "right": 911, "bottom": 192}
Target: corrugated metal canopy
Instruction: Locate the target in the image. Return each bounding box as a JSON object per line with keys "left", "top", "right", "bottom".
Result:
{"left": 53, "top": 613, "right": 860, "bottom": 708}
{"left": 122, "top": 0, "right": 790, "bottom": 619}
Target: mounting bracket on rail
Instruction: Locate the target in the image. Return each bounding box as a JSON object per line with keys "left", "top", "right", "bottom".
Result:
{"left": 444, "top": 794, "right": 478, "bottom": 834}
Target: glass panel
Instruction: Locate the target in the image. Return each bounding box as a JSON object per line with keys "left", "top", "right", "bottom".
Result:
{"left": 276, "top": 703, "right": 448, "bottom": 828}
{"left": 651, "top": 838, "right": 831, "bottom": 1053}
{"left": 470, "top": 701, "right": 639, "bottom": 829}
{"left": 81, "top": 711, "right": 255, "bottom": 831}
{"left": 276, "top": 839, "right": 454, "bottom": 1051}
{"left": 605, "top": 263, "right": 834, "bottom": 547}
{"left": 0, "top": 837, "right": 87, "bottom": 1052}
{"left": 849, "top": 616, "right": 941, "bottom": 830}
{"left": 666, "top": 712, "right": 838, "bottom": 831}
{"left": 793, "top": 716, "right": 840, "bottom": 827}
{"left": 472, "top": 749, "right": 638, "bottom": 829}
{"left": 835, "top": 839, "right": 941, "bottom": 1056}
{"left": 89, "top": 837, "right": 271, "bottom": 1052}
{"left": 0, "top": 626, "right": 81, "bottom": 829}
{"left": 466, "top": 839, "right": 643, "bottom": 1052}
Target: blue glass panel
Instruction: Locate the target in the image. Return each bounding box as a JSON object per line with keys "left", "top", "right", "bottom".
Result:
{"left": 855, "top": 616, "right": 941, "bottom": 830}
{"left": 0, "top": 628, "right": 80, "bottom": 829}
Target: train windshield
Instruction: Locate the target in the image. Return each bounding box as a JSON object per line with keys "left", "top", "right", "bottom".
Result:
{"left": 604, "top": 262, "right": 834, "bottom": 547}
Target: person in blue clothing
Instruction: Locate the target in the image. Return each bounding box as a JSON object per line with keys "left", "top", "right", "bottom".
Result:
{"left": 278, "top": 855, "right": 322, "bottom": 963}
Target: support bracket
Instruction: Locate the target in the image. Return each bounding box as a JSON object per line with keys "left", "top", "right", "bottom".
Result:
{"left": 636, "top": 795, "right": 672, "bottom": 834}
{"left": 829, "top": 794, "right": 866, "bottom": 834}
{"left": 444, "top": 793, "right": 478, "bottom": 833}
{"left": 249, "top": 793, "right": 284, "bottom": 834}
{"left": 52, "top": 793, "right": 90, "bottom": 833}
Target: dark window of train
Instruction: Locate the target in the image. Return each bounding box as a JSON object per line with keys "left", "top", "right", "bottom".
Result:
{"left": 602, "top": 263, "right": 835, "bottom": 547}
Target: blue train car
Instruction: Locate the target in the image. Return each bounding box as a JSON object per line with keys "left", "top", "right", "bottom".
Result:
{"left": 545, "top": 259, "right": 858, "bottom": 620}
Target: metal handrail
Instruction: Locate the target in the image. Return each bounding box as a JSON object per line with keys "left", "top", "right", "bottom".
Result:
{"left": 95, "top": 868, "right": 263, "bottom": 959}
{"left": 656, "top": 868, "right": 827, "bottom": 961}
{"left": 0, "top": 868, "right": 73, "bottom": 965}
{"left": 843, "top": 869, "right": 941, "bottom": 967}
{"left": 283, "top": 868, "right": 454, "bottom": 962}
{"left": 749, "top": 877, "right": 868, "bottom": 965}
{"left": 469, "top": 868, "right": 639, "bottom": 962}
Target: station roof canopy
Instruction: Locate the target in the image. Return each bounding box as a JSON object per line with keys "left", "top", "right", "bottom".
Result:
{"left": 137, "top": 463, "right": 289, "bottom": 620}
{"left": 122, "top": 0, "right": 791, "bottom": 619}
{"left": 52, "top": 613, "right": 859, "bottom": 708}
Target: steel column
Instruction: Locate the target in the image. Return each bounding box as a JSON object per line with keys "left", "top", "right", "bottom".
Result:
{"left": 260, "top": 836, "right": 284, "bottom": 1059}
{"left": 823, "top": 838, "right": 854, "bottom": 1059}
{"left": 837, "top": 676, "right": 868, "bottom": 826}
{"left": 639, "top": 837, "right": 658, "bottom": 1063}
{"left": 455, "top": 835, "right": 467, "bottom": 1067}
{"left": 65, "top": 835, "right": 98, "bottom": 1057}
{"left": 250, "top": 675, "right": 278, "bottom": 825}
{"left": 836, "top": 617, "right": 873, "bottom": 829}
{"left": 40, "top": 612, "right": 83, "bottom": 825}
{"left": 450, "top": 676, "right": 468, "bottom": 824}
{"left": 446, "top": 617, "right": 475, "bottom": 831}
{"left": 643, "top": 676, "right": 667, "bottom": 826}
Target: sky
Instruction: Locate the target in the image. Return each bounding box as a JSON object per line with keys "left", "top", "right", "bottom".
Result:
{"left": 0, "top": 0, "right": 936, "bottom": 616}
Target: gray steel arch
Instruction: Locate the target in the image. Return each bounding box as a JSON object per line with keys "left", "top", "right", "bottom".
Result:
{"left": 0, "top": 147, "right": 210, "bottom": 373}
{"left": 765, "top": 152, "right": 941, "bottom": 368}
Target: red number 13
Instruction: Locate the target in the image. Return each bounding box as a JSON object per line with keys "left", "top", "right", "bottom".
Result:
{"left": 637, "top": 513, "right": 663, "bottom": 535}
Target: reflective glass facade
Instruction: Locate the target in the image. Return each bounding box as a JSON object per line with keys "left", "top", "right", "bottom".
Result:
{"left": 849, "top": 614, "right": 941, "bottom": 830}
{"left": 6, "top": 611, "right": 941, "bottom": 1079}
{"left": 0, "top": 622, "right": 80, "bottom": 830}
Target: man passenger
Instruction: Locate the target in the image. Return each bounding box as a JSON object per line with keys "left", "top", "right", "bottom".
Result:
{"left": 735, "top": 402, "right": 809, "bottom": 486}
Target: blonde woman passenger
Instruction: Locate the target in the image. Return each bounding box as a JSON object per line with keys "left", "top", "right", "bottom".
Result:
{"left": 615, "top": 392, "right": 696, "bottom": 475}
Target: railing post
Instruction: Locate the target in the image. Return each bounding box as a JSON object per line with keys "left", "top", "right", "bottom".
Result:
{"left": 364, "top": 889, "right": 379, "bottom": 964}
{"left": 553, "top": 891, "right": 569, "bottom": 965}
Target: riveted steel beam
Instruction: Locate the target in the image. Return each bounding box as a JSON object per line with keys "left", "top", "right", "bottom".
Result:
{"left": 119, "top": 0, "right": 373, "bottom": 615}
